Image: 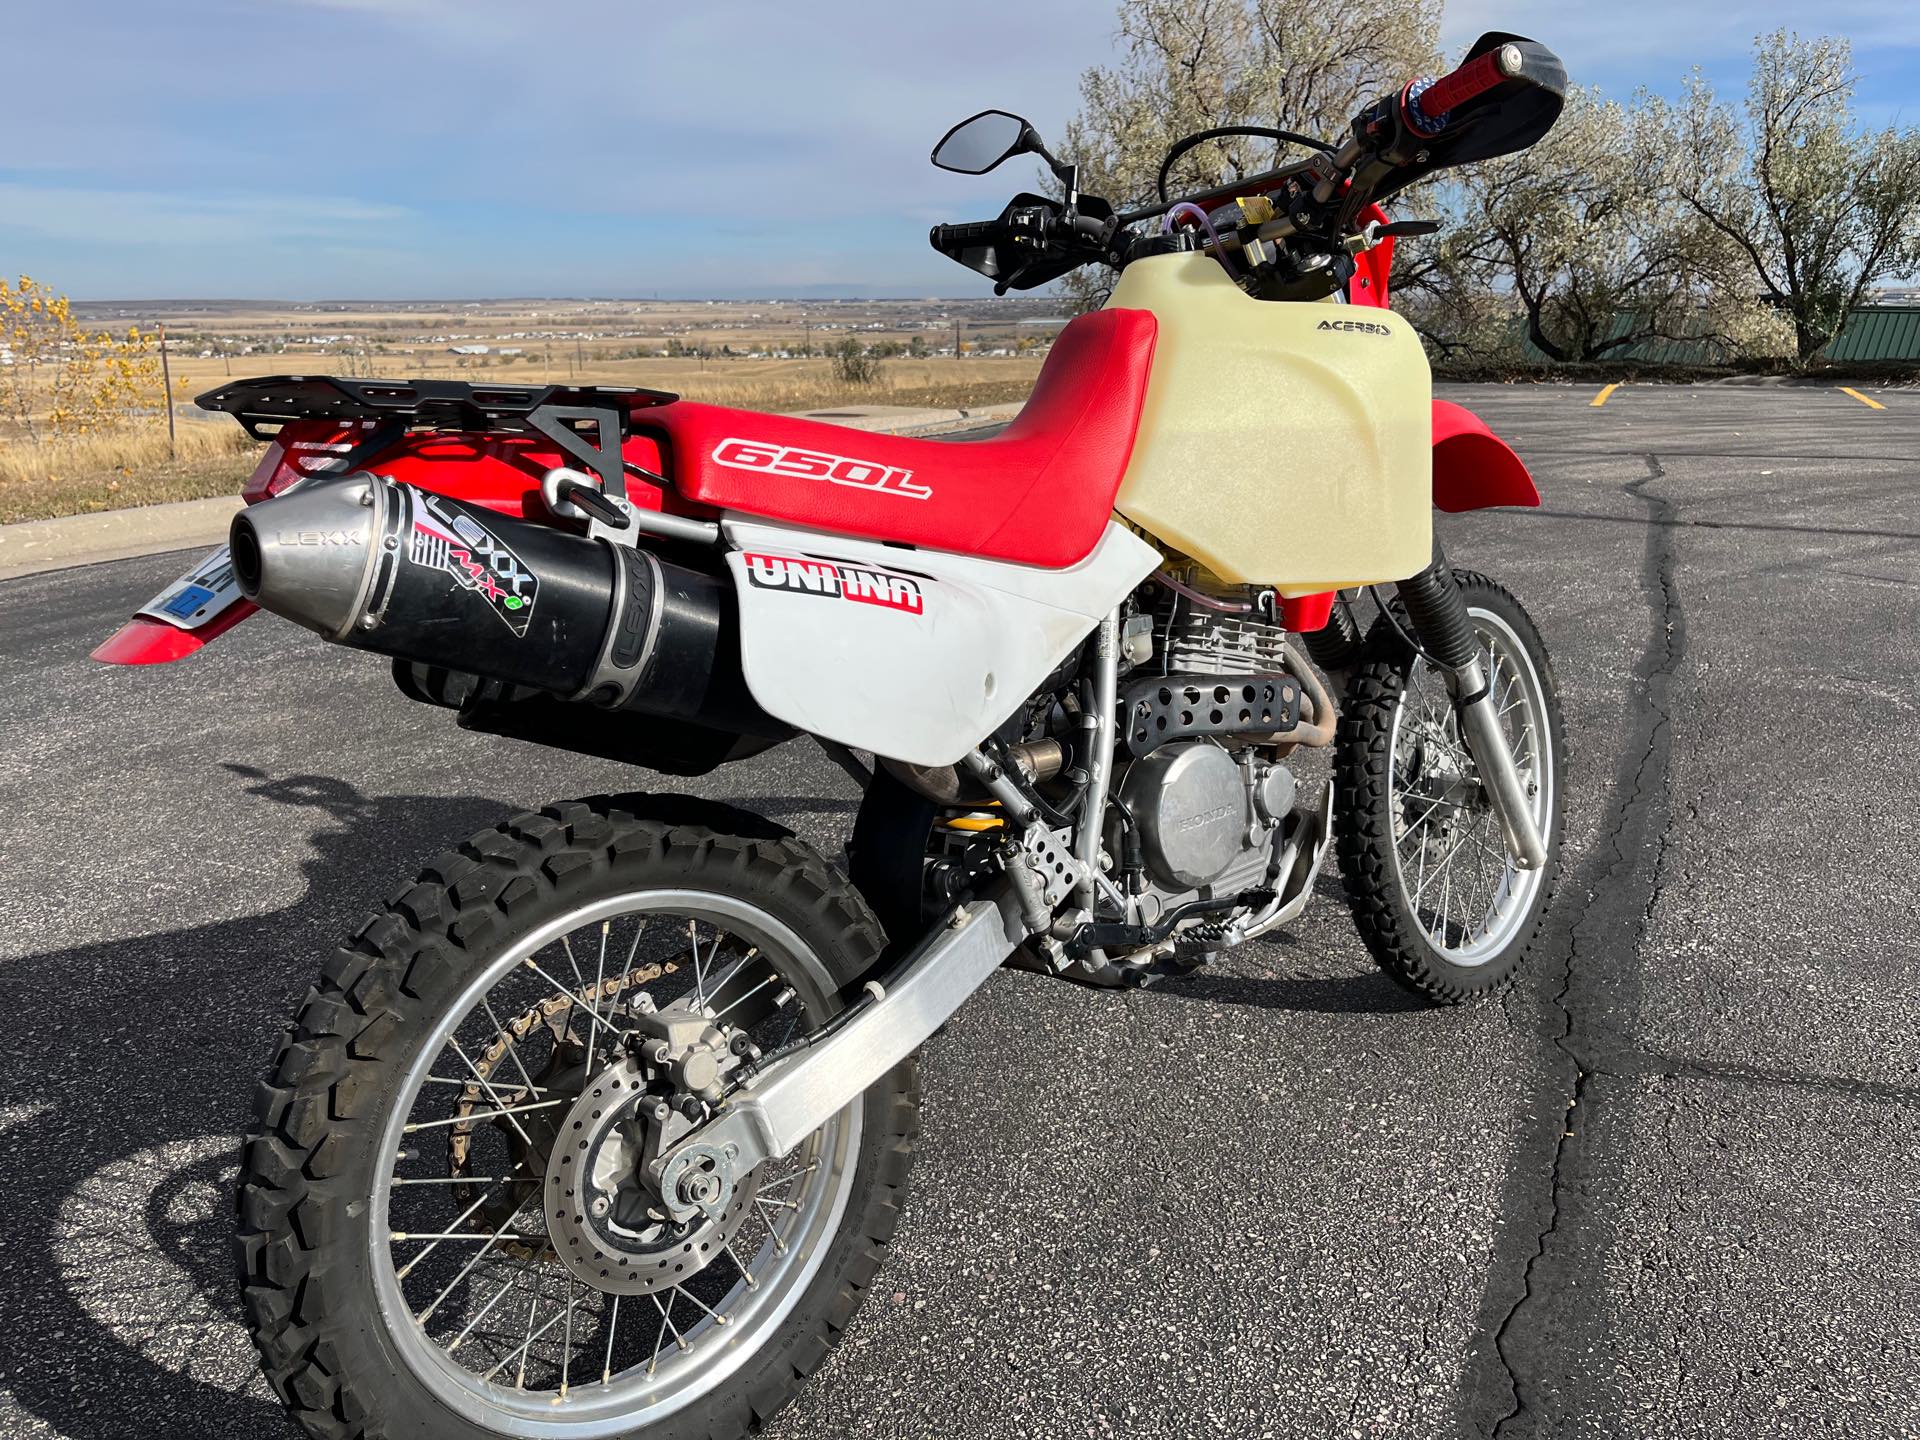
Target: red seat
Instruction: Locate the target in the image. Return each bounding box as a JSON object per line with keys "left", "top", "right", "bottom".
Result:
{"left": 641, "top": 308, "right": 1158, "bottom": 569}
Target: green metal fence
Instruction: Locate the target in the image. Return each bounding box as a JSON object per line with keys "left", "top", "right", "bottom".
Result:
{"left": 1512, "top": 304, "right": 1920, "bottom": 365}
{"left": 1822, "top": 306, "right": 1920, "bottom": 362}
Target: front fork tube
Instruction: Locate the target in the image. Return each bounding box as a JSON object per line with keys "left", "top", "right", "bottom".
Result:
{"left": 1397, "top": 547, "right": 1547, "bottom": 871}
{"left": 1074, "top": 609, "right": 1121, "bottom": 911}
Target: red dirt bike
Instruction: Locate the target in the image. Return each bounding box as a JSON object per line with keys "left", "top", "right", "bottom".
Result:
{"left": 97, "top": 33, "right": 1566, "bottom": 1440}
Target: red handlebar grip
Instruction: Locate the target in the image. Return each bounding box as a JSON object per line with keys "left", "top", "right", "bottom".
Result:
{"left": 1416, "top": 43, "right": 1522, "bottom": 119}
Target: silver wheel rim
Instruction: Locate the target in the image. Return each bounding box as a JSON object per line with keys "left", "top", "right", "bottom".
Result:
{"left": 1384, "top": 606, "right": 1553, "bottom": 967}
{"left": 369, "top": 889, "right": 862, "bottom": 1437}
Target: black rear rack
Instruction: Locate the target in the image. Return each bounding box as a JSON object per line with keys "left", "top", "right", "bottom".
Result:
{"left": 196, "top": 374, "right": 681, "bottom": 501}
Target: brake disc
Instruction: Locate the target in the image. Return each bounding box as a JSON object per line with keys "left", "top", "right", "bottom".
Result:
{"left": 543, "top": 1057, "right": 761, "bottom": 1296}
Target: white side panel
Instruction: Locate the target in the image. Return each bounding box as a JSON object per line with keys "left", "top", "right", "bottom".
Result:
{"left": 723, "top": 518, "right": 1160, "bottom": 767}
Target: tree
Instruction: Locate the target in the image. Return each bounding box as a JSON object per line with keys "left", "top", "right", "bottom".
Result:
{"left": 829, "top": 336, "right": 880, "bottom": 386}
{"left": 1064, "top": 0, "right": 1439, "bottom": 207}
{"left": 1057, "top": 0, "right": 1438, "bottom": 305}
{"left": 0, "top": 276, "right": 161, "bottom": 441}
{"left": 1448, "top": 89, "right": 1738, "bottom": 362}
{"left": 1649, "top": 31, "right": 1920, "bottom": 361}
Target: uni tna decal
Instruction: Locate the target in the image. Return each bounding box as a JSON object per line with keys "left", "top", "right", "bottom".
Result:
{"left": 409, "top": 494, "right": 539, "bottom": 635}
{"left": 742, "top": 553, "right": 925, "bottom": 615}
{"left": 712, "top": 438, "right": 931, "bottom": 500}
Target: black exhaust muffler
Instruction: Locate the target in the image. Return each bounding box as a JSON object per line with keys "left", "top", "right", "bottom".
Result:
{"left": 230, "top": 474, "right": 774, "bottom": 734}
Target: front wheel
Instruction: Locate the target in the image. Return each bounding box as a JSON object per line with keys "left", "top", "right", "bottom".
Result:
{"left": 237, "top": 797, "right": 918, "bottom": 1440}
{"left": 1334, "top": 572, "right": 1565, "bottom": 1003}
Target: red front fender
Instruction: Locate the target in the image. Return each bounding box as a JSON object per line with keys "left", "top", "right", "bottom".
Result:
{"left": 1432, "top": 399, "right": 1539, "bottom": 512}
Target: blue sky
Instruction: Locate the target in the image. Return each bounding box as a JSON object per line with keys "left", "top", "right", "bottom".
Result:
{"left": 4, "top": 0, "right": 1916, "bottom": 300}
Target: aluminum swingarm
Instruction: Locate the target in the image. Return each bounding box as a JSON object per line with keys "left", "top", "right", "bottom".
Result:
{"left": 651, "top": 882, "right": 1031, "bottom": 1213}
{"left": 652, "top": 774, "right": 1336, "bottom": 1201}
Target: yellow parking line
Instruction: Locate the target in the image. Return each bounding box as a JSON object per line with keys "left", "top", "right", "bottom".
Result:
{"left": 1591, "top": 383, "right": 1620, "bottom": 408}
{"left": 1840, "top": 386, "right": 1885, "bottom": 410}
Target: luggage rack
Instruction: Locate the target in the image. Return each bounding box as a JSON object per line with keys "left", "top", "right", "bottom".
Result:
{"left": 195, "top": 375, "right": 681, "bottom": 498}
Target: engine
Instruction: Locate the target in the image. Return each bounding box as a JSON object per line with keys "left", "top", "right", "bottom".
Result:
{"left": 1109, "top": 590, "right": 1305, "bottom": 923}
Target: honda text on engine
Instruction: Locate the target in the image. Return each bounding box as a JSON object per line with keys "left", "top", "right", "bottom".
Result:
{"left": 95, "top": 33, "right": 1569, "bottom": 1440}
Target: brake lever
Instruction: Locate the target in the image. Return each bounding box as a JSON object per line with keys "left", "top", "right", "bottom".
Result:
{"left": 1341, "top": 217, "right": 1442, "bottom": 254}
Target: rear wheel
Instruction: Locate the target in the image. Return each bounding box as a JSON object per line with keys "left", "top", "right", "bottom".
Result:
{"left": 238, "top": 797, "right": 918, "bottom": 1440}
{"left": 1334, "top": 573, "right": 1564, "bottom": 1003}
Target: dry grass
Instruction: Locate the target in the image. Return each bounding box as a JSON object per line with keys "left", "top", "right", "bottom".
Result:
{"left": 676, "top": 369, "right": 1037, "bottom": 414}
{"left": 0, "top": 421, "right": 258, "bottom": 525}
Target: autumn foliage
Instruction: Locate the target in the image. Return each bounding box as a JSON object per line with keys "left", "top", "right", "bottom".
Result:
{"left": 0, "top": 275, "right": 163, "bottom": 441}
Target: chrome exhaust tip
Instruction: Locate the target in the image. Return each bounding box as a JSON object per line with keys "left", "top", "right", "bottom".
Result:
{"left": 229, "top": 476, "right": 389, "bottom": 642}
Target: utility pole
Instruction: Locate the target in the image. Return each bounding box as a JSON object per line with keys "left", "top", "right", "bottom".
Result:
{"left": 953, "top": 316, "right": 962, "bottom": 358}
{"left": 157, "top": 320, "right": 176, "bottom": 459}
{"left": 803, "top": 316, "right": 811, "bottom": 358}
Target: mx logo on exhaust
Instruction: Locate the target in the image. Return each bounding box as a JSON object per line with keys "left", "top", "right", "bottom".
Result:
{"left": 409, "top": 494, "right": 539, "bottom": 636}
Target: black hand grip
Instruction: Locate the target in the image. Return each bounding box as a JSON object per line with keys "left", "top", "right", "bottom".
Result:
{"left": 929, "top": 220, "right": 1002, "bottom": 250}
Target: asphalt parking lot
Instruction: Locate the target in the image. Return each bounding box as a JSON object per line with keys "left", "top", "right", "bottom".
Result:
{"left": 0, "top": 380, "right": 1916, "bottom": 1439}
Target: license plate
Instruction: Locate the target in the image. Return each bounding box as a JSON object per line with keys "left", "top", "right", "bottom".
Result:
{"left": 137, "top": 545, "right": 246, "bottom": 630}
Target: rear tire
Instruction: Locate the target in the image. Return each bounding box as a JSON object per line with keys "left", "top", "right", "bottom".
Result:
{"left": 1333, "top": 573, "right": 1564, "bottom": 1003}
{"left": 237, "top": 795, "right": 919, "bottom": 1440}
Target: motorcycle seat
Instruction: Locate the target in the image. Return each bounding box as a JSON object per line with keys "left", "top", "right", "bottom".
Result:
{"left": 640, "top": 307, "right": 1158, "bottom": 569}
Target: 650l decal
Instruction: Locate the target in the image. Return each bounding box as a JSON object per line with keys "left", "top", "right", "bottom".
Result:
{"left": 713, "top": 438, "right": 931, "bottom": 500}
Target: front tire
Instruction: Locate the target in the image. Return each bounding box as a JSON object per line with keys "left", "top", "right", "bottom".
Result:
{"left": 1334, "top": 573, "right": 1564, "bottom": 1003}
{"left": 237, "top": 796, "right": 918, "bottom": 1440}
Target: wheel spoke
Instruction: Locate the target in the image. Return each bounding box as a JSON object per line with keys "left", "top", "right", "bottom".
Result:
{"left": 416, "top": 1196, "right": 537, "bottom": 1321}
{"left": 585, "top": 922, "right": 610, "bottom": 1063}
{"left": 447, "top": 1250, "right": 541, "bottom": 1355}
{"left": 601, "top": 1293, "right": 622, "bottom": 1384}
{"left": 403, "top": 1098, "right": 568, "bottom": 1133}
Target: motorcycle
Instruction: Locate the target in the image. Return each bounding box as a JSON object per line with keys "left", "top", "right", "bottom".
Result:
{"left": 96, "top": 31, "right": 1566, "bottom": 1440}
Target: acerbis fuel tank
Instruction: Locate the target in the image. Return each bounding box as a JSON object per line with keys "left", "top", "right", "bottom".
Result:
{"left": 1106, "top": 253, "right": 1432, "bottom": 592}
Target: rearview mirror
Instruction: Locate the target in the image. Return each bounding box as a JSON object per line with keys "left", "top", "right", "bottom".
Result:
{"left": 931, "top": 110, "right": 1034, "bottom": 175}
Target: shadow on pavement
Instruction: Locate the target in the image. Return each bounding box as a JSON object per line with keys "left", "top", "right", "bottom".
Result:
{"left": 0, "top": 766, "right": 514, "bottom": 1440}
{"left": 1156, "top": 966, "right": 1430, "bottom": 1015}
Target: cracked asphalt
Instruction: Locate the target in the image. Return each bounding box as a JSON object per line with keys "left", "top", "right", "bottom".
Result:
{"left": 0, "top": 381, "right": 1915, "bottom": 1438}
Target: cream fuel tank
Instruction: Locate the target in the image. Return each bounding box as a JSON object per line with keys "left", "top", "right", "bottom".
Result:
{"left": 1105, "top": 253, "right": 1433, "bottom": 594}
